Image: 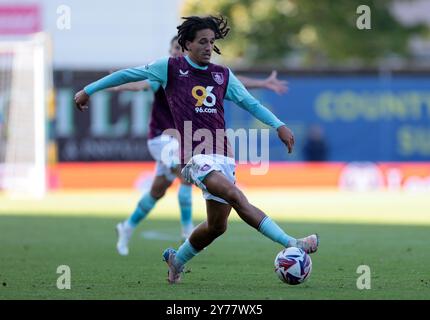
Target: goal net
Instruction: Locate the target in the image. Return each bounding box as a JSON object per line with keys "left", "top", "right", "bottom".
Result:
{"left": 0, "top": 33, "right": 53, "bottom": 197}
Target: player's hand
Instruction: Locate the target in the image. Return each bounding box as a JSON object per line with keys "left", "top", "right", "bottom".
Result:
{"left": 74, "top": 90, "right": 90, "bottom": 112}
{"left": 264, "top": 71, "right": 288, "bottom": 95}
{"left": 277, "top": 125, "right": 295, "bottom": 153}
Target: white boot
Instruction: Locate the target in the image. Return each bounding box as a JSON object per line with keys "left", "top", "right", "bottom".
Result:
{"left": 115, "top": 221, "right": 134, "bottom": 256}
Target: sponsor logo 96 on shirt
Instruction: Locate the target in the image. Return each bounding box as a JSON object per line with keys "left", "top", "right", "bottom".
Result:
{"left": 192, "top": 85, "right": 217, "bottom": 114}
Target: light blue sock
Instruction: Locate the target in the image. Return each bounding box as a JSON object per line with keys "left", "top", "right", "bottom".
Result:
{"left": 127, "top": 193, "right": 157, "bottom": 227}
{"left": 174, "top": 239, "right": 199, "bottom": 267}
{"left": 258, "top": 216, "right": 297, "bottom": 247}
{"left": 178, "top": 184, "right": 193, "bottom": 228}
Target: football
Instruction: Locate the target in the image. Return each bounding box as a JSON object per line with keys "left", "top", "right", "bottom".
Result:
{"left": 274, "top": 247, "right": 312, "bottom": 285}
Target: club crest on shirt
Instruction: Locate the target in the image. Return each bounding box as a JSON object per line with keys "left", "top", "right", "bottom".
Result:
{"left": 211, "top": 72, "right": 224, "bottom": 85}
{"left": 201, "top": 164, "right": 211, "bottom": 171}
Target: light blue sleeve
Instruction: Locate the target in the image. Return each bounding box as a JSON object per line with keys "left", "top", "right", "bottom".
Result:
{"left": 148, "top": 80, "right": 161, "bottom": 92}
{"left": 84, "top": 57, "right": 168, "bottom": 96}
{"left": 225, "top": 69, "right": 285, "bottom": 129}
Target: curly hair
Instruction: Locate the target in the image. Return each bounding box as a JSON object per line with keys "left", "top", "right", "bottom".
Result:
{"left": 177, "top": 15, "right": 230, "bottom": 54}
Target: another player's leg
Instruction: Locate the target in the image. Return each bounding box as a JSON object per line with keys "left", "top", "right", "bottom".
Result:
{"left": 172, "top": 166, "right": 194, "bottom": 241}
{"left": 203, "top": 171, "right": 319, "bottom": 254}
{"left": 158, "top": 135, "right": 195, "bottom": 240}
{"left": 116, "top": 174, "right": 173, "bottom": 256}
{"left": 177, "top": 182, "right": 194, "bottom": 241}
{"left": 163, "top": 200, "right": 232, "bottom": 283}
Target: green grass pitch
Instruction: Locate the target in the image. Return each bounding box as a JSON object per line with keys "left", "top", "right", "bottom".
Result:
{"left": 1, "top": 213, "right": 429, "bottom": 299}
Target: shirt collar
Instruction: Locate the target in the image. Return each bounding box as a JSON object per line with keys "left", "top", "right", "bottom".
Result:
{"left": 185, "top": 55, "right": 209, "bottom": 70}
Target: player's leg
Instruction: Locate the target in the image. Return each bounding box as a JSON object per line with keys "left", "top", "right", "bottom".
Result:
{"left": 116, "top": 168, "right": 173, "bottom": 256}
{"left": 131, "top": 174, "right": 173, "bottom": 225}
{"left": 188, "top": 200, "right": 231, "bottom": 250}
{"left": 172, "top": 166, "right": 194, "bottom": 240}
{"left": 163, "top": 200, "right": 232, "bottom": 283}
{"left": 203, "top": 171, "right": 319, "bottom": 254}
{"left": 159, "top": 135, "right": 194, "bottom": 240}
{"left": 117, "top": 134, "right": 178, "bottom": 255}
{"left": 178, "top": 182, "right": 194, "bottom": 240}
{"left": 126, "top": 174, "right": 173, "bottom": 226}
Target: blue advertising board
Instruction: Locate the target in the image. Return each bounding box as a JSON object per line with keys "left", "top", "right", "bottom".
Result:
{"left": 225, "top": 73, "right": 430, "bottom": 161}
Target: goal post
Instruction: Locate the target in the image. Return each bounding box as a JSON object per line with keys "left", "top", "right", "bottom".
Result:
{"left": 0, "top": 32, "right": 53, "bottom": 197}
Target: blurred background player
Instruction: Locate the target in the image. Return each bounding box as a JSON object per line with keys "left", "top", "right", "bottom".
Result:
{"left": 113, "top": 36, "right": 289, "bottom": 256}
{"left": 74, "top": 15, "right": 318, "bottom": 284}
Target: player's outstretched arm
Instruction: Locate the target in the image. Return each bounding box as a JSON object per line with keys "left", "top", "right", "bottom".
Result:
{"left": 108, "top": 80, "right": 151, "bottom": 92}
{"left": 74, "top": 57, "right": 168, "bottom": 112}
{"left": 237, "top": 71, "right": 288, "bottom": 95}
{"left": 106, "top": 69, "right": 152, "bottom": 92}
{"left": 74, "top": 69, "right": 149, "bottom": 112}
